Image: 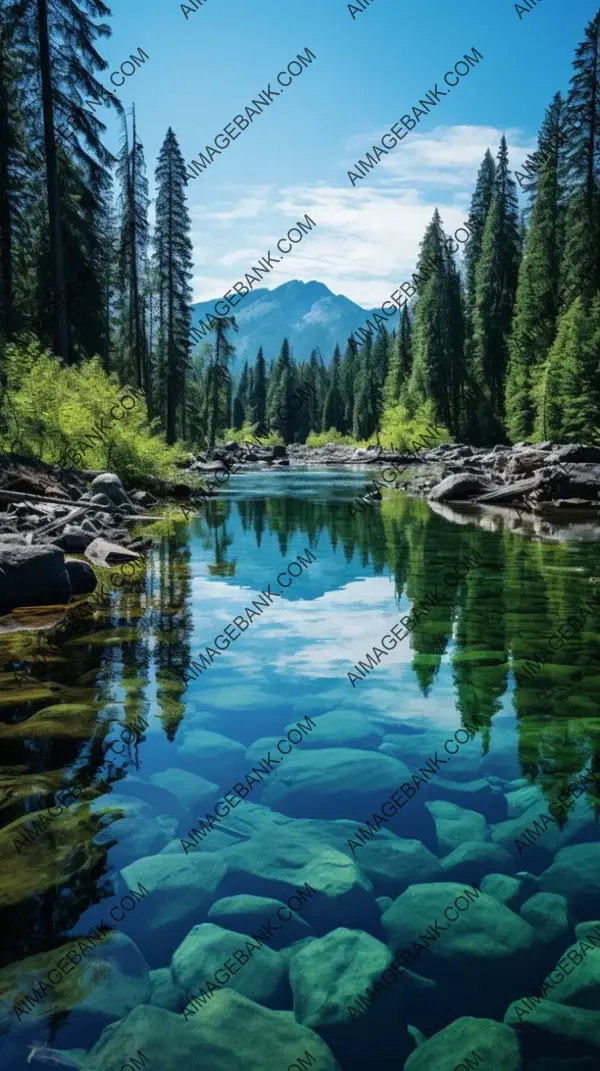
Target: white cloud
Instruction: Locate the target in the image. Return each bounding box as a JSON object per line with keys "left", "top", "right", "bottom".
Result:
{"left": 189, "top": 124, "right": 537, "bottom": 307}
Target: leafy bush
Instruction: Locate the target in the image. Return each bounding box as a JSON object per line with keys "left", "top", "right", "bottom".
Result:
{"left": 305, "top": 428, "right": 357, "bottom": 447}
{"left": 219, "top": 422, "right": 284, "bottom": 447}
{"left": 0, "top": 339, "right": 186, "bottom": 480}
{"left": 379, "top": 402, "right": 451, "bottom": 450}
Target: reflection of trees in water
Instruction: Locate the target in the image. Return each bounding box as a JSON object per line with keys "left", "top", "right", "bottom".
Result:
{"left": 237, "top": 490, "right": 600, "bottom": 809}
{"left": 4, "top": 488, "right": 600, "bottom": 969}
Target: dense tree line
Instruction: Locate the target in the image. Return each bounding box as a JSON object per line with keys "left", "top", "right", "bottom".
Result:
{"left": 0, "top": 2, "right": 599, "bottom": 451}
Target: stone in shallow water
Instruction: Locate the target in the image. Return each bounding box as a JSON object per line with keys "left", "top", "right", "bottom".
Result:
{"left": 481, "top": 873, "right": 524, "bottom": 909}
{"left": 148, "top": 967, "right": 186, "bottom": 1012}
{"left": 426, "top": 799, "right": 490, "bottom": 853}
{"left": 404, "top": 1015, "right": 522, "bottom": 1071}
{"left": 207, "top": 895, "right": 312, "bottom": 948}
{"left": 288, "top": 926, "right": 435, "bottom": 1071}
{"left": 120, "top": 852, "right": 227, "bottom": 948}
{"left": 171, "top": 922, "right": 289, "bottom": 1009}
{"left": 381, "top": 882, "right": 538, "bottom": 1020}
{"left": 518, "top": 893, "right": 570, "bottom": 943}
{"left": 540, "top": 844, "right": 600, "bottom": 912}
{"left": 350, "top": 836, "right": 442, "bottom": 897}
{"left": 285, "top": 708, "right": 384, "bottom": 750}
{"left": 433, "top": 775, "right": 507, "bottom": 821}
{"left": 504, "top": 997, "right": 600, "bottom": 1059}
{"left": 260, "top": 747, "right": 436, "bottom": 837}
{"left": 90, "top": 793, "right": 175, "bottom": 870}
{"left": 80, "top": 993, "right": 341, "bottom": 1071}
{"left": 149, "top": 768, "right": 220, "bottom": 813}
{"left": 175, "top": 728, "right": 246, "bottom": 779}
{"left": 441, "top": 840, "right": 517, "bottom": 883}
{"left": 217, "top": 827, "right": 379, "bottom": 935}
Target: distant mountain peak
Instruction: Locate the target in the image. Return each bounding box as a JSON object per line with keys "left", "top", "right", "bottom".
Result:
{"left": 191, "top": 279, "right": 380, "bottom": 371}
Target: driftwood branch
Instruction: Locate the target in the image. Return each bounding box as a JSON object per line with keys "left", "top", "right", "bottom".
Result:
{"left": 0, "top": 489, "right": 120, "bottom": 512}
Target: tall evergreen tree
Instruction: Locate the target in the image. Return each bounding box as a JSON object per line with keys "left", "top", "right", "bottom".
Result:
{"left": 505, "top": 95, "right": 567, "bottom": 441}
{"left": 464, "top": 149, "right": 496, "bottom": 326}
{"left": 341, "top": 337, "right": 359, "bottom": 434}
{"left": 353, "top": 336, "right": 379, "bottom": 440}
{"left": 306, "top": 347, "right": 325, "bottom": 433}
{"left": 561, "top": 11, "right": 600, "bottom": 303}
{"left": 470, "top": 137, "right": 521, "bottom": 439}
{"left": 115, "top": 108, "right": 150, "bottom": 400}
{"left": 153, "top": 128, "right": 193, "bottom": 443}
{"left": 252, "top": 346, "right": 267, "bottom": 430}
{"left": 322, "top": 343, "right": 344, "bottom": 432}
{"left": 534, "top": 296, "right": 600, "bottom": 441}
{"left": 407, "top": 210, "right": 465, "bottom": 435}
{"left": 206, "top": 316, "right": 237, "bottom": 448}
{"left": 233, "top": 361, "right": 249, "bottom": 430}
{"left": 15, "top": 0, "right": 122, "bottom": 363}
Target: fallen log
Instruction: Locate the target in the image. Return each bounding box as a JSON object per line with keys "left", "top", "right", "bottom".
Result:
{"left": 0, "top": 489, "right": 119, "bottom": 512}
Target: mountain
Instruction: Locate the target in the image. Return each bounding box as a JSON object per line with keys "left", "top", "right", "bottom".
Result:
{"left": 191, "top": 280, "right": 382, "bottom": 373}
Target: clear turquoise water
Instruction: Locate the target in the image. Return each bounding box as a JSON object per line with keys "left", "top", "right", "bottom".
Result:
{"left": 1, "top": 469, "right": 600, "bottom": 1070}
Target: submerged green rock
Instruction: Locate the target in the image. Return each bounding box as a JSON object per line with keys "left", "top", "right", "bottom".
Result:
{"left": 404, "top": 1015, "right": 522, "bottom": 1071}
{"left": 171, "top": 923, "right": 289, "bottom": 1009}
{"left": 81, "top": 992, "right": 341, "bottom": 1070}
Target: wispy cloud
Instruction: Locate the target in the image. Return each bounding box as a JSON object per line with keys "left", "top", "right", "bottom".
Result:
{"left": 189, "top": 124, "right": 536, "bottom": 307}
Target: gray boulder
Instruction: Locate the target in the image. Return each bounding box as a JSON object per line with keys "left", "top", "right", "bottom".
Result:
{"left": 0, "top": 543, "right": 71, "bottom": 612}
{"left": 64, "top": 559, "right": 97, "bottom": 595}
{"left": 54, "top": 524, "right": 94, "bottom": 552}
{"left": 85, "top": 537, "right": 141, "bottom": 567}
{"left": 90, "top": 472, "right": 131, "bottom": 506}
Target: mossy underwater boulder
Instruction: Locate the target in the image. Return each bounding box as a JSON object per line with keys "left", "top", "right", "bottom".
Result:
{"left": 216, "top": 827, "right": 379, "bottom": 935}
{"left": 404, "top": 1015, "right": 523, "bottom": 1071}
{"left": 207, "top": 894, "right": 312, "bottom": 948}
{"left": 171, "top": 922, "right": 289, "bottom": 1009}
{"left": 381, "top": 882, "right": 538, "bottom": 1019}
{"left": 288, "top": 926, "right": 435, "bottom": 1071}
{"left": 80, "top": 993, "right": 341, "bottom": 1071}
{"left": 540, "top": 843, "right": 600, "bottom": 912}
{"left": 504, "top": 997, "right": 600, "bottom": 1060}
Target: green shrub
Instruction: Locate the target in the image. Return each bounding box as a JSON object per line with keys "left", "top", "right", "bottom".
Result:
{"left": 379, "top": 402, "right": 451, "bottom": 450}
{"left": 305, "top": 428, "right": 357, "bottom": 447}
{"left": 219, "top": 422, "right": 284, "bottom": 447}
{"left": 0, "top": 339, "right": 186, "bottom": 481}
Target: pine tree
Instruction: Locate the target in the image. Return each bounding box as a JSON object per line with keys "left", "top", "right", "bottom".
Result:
{"left": 407, "top": 210, "right": 465, "bottom": 435}
{"left": 341, "top": 337, "right": 359, "bottom": 433}
{"left": 306, "top": 348, "right": 325, "bottom": 433}
{"left": 322, "top": 343, "right": 344, "bottom": 432}
{"left": 206, "top": 316, "right": 237, "bottom": 448}
{"left": 267, "top": 337, "right": 297, "bottom": 440}
{"left": 0, "top": 6, "right": 26, "bottom": 348}
{"left": 353, "top": 336, "right": 379, "bottom": 440}
{"left": 561, "top": 11, "right": 600, "bottom": 303}
{"left": 252, "top": 346, "right": 267, "bottom": 430}
{"left": 153, "top": 128, "right": 193, "bottom": 443}
{"left": 505, "top": 95, "right": 567, "bottom": 441}
{"left": 233, "top": 361, "right": 249, "bottom": 430}
{"left": 470, "top": 137, "right": 521, "bottom": 439}
{"left": 464, "top": 149, "right": 496, "bottom": 325}
{"left": 16, "top": 0, "right": 122, "bottom": 363}
{"left": 534, "top": 296, "right": 600, "bottom": 442}
{"left": 115, "top": 108, "right": 150, "bottom": 399}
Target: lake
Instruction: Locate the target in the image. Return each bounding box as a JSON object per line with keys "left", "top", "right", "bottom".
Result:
{"left": 1, "top": 468, "right": 600, "bottom": 1071}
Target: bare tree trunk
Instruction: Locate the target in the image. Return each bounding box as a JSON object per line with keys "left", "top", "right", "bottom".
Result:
{"left": 0, "top": 23, "right": 14, "bottom": 343}
{"left": 37, "top": 0, "right": 70, "bottom": 362}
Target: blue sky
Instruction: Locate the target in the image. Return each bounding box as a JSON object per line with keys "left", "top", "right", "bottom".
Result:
{"left": 97, "top": 0, "right": 599, "bottom": 308}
